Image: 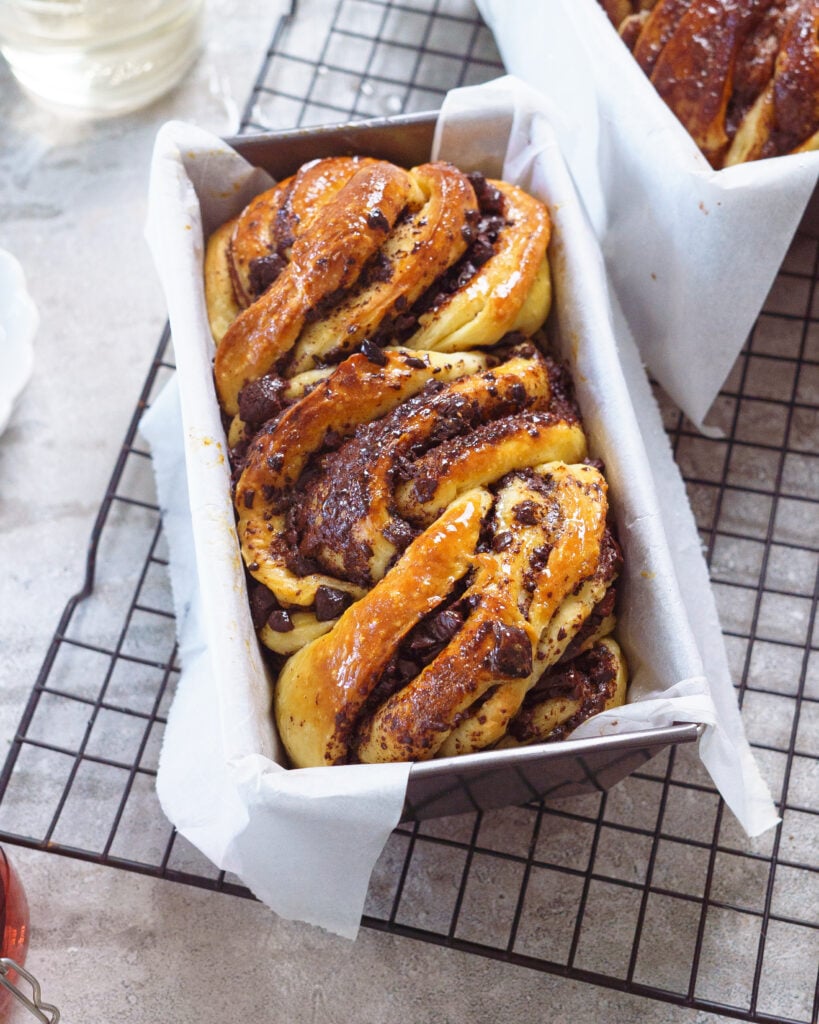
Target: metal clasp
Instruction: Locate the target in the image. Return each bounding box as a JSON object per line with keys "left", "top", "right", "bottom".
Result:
{"left": 0, "top": 958, "right": 60, "bottom": 1022}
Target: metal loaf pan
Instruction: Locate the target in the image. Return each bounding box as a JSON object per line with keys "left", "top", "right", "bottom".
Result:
{"left": 226, "top": 113, "right": 702, "bottom": 823}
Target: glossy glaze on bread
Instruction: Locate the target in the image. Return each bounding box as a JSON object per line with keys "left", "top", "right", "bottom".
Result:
{"left": 204, "top": 155, "right": 628, "bottom": 767}
{"left": 601, "top": 0, "right": 819, "bottom": 168}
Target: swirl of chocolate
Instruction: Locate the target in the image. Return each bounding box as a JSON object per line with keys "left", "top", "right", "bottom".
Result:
{"left": 498, "top": 636, "right": 628, "bottom": 747}
{"left": 286, "top": 162, "right": 480, "bottom": 375}
{"left": 203, "top": 154, "right": 629, "bottom": 764}
{"left": 403, "top": 179, "right": 552, "bottom": 353}
{"left": 289, "top": 350, "right": 586, "bottom": 586}
{"left": 229, "top": 156, "right": 380, "bottom": 310}
{"left": 214, "top": 159, "right": 419, "bottom": 416}
{"left": 276, "top": 461, "right": 616, "bottom": 767}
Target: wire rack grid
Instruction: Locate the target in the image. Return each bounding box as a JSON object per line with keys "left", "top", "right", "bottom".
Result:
{"left": 0, "top": 1, "right": 817, "bottom": 1022}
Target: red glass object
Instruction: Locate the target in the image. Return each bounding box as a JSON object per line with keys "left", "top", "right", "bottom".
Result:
{"left": 0, "top": 846, "right": 30, "bottom": 1013}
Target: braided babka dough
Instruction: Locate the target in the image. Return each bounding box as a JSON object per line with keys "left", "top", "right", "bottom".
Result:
{"left": 600, "top": 0, "right": 819, "bottom": 168}
{"left": 204, "top": 155, "right": 628, "bottom": 768}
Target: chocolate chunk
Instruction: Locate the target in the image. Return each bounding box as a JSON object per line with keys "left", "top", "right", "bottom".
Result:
{"left": 411, "top": 475, "right": 438, "bottom": 503}
{"left": 360, "top": 338, "right": 388, "bottom": 365}
{"left": 367, "top": 208, "right": 390, "bottom": 232}
{"left": 402, "top": 354, "right": 427, "bottom": 370}
{"left": 529, "top": 543, "right": 552, "bottom": 574}
{"left": 393, "top": 312, "right": 419, "bottom": 338}
{"left": 381, "top": 517, "right": 416, "bottom": 551}
{"left": 248, "top": 583, "right": 280, "bottom": 630}
{"left": 362, "top": 249, "right": 393, "bottom": 284}
{"left": 484, "top": 622, "right": 532, "bottom": 678}
{"left": 267, "top": 609, "right": 294, "bottom": 632}
{"left": 428, "top": 607, "right": 464, "bottom": 642}
{"left": 456, "top": 261, "right": 477, "bottom": 289}
{"left": 315, "top": 585, "right": 353, "bottom": 622}
{"left": 478, "top": 213, "right": 506, "bottom": 238}
{"left": 470, "top": 236, "right": 495, "bottom": 266}
{"left": 285, "top": 549, "right": 322, "bottom": 577}
{"left": 525, "top": 664, "right": 584, "bottom": 705}
{"left": 509, "top": 383, "right": 526, "bottom": 406}
{"left": 492, "top": 530, "right": 514, "bottom": 552}
{"left": 467, "top": 172, "right": 506, "bottom": 216}
{"left": 248, "top": 252, "right": 287, "bottom": 297}
{"left": 513, "top": 500, "right": 539, "bottom": 525}
{"left": 238, "top": 374, "right": 287, "bottom": 427}
{"left": 397, "top": 657, "right": 420, "bottom": 683}
{"left": 407, "top": 606, "right": 464, "bottom": 660}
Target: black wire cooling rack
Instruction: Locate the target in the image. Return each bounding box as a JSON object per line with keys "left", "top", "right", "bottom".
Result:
{"left": 1, "top": 2, "right": 817, "bottom": 1021}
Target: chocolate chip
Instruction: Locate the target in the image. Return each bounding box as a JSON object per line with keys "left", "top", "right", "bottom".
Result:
{"left": 397, "top": 657, "right": 420, "bottom": 682}
{"left": 315, "top": 585, "right": 353, "bottom": 621}
{"left": 484, "top": 622, "right": 532, "bottom": 678}
{"left": 428, "top": 607, "right": 464, "bottom": 642}
{"left": 513, "top": 500, "right": 539, "bottom": 525}
{"left": 393, "top": 313, "right": 419, "bottom": 337}
{"left": 467, "top": 172, "right": 506, "bottom": 215}
{"left": 267, "top": 609, "right": 294, "bottom": 632}
{"left": 360, "top": 338, "right": 388, "bottom": 365}
{"left": 402, "top": 355, "right": 427, "bottom": 369}
{"left": 492, "top": 530, "right": 514, "bottom": 552}
{"left": 382, "top": 517, "right": 416, "bottom": 550}
{"left": 238, "top": 374, "right": 287, "bottom": 427}
{"left": 509, "top": 383, "right": 526, "bottom": 406}
{"left": 248, "top": 583, "right": 280, "bottom": 630}
{"left": 248, "top": 252, "right": 287, "bottom": 297}
{"left": 470, "top": 236, "right": 495, "bottom": 266}
{"left": 456, "top": 261, "right": 477, "bottom": 289}
{"left": 293, "top": 552, "right": 322, "bottom": 576}
{"left": 367, "top": 208, "right": 390, "bottom": 232}
{"left": 243, "top": 488, "right": 255, "bottom": 510}
{"left": 407, "top": 606, "right": 463, "bottom": 659}
{"left": 529, "top": 543, "right": 552, "bottom": 574}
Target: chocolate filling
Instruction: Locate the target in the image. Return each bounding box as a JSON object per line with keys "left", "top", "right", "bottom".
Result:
{"left": 508, "top": 641, "right": 619, "bottom": 744}
{"left": 248, "top": 252, "right": 287, "bottom": 297}
{"left": 237, "top": 373, "right": 287, "bottom": 430}
{"left": 314, "top": 585, "right": 353, "bottom": 621}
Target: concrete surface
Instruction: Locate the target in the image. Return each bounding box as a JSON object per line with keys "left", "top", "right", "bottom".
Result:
{"left": 0, "top": 2, "right": 814, "bottom": 1023}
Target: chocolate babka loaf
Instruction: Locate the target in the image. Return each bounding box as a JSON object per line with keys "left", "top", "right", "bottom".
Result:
{"left": 600, "top": 0, "right": 819, "bottom": 168}
{"left": 204, "top": 155, "right": 628, "bottom": 768}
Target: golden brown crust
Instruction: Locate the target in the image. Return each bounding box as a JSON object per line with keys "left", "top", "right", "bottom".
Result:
{"left": 204, "top": 219, "right": 241, "bottom": 345}
{"left": 275, "top": 489, "right": 492, "bottom": 768}
{"left": 287, "top": 161, "right": 478, "bottom": 374}
{"left": 228, "top": 157, "right": 379, "bottom": 309}
{"left": 649, "top": 1, "right": 756, "bottom": 167}
{"left": 605, "top": 0, "right": 819, "bottom": 168}
{"left": 405, "top": 180, "right": 552, "bottom": 353}
{"left": 353, "top": 463, "right": 611, "bottom": 763}
{"left": 235, "top": 347, "right": 494, "bottom": 608}
{"left": 202, "top": 154, "right": 628, "bottom": 766}
{"left": 213, "top": 160, "right": 415, "bottom": 415}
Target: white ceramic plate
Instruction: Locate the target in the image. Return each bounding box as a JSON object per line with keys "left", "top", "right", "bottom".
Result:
{"left": 0, "top": 250, "right": 38, "bottom": 435}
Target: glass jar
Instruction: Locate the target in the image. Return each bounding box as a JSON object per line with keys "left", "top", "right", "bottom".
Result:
{"left": 0, "top": 0, "right": 205, "bottom": 117}
{"left": 0, "top": 845, "right": 31, "bottom": 1015}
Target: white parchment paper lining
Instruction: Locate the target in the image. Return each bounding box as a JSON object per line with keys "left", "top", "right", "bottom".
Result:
{"left": 141, "top": 77, "right": 777, "bottom": 940}
{"left": 477, "top": 0, "right": 819, "bottom": 430}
